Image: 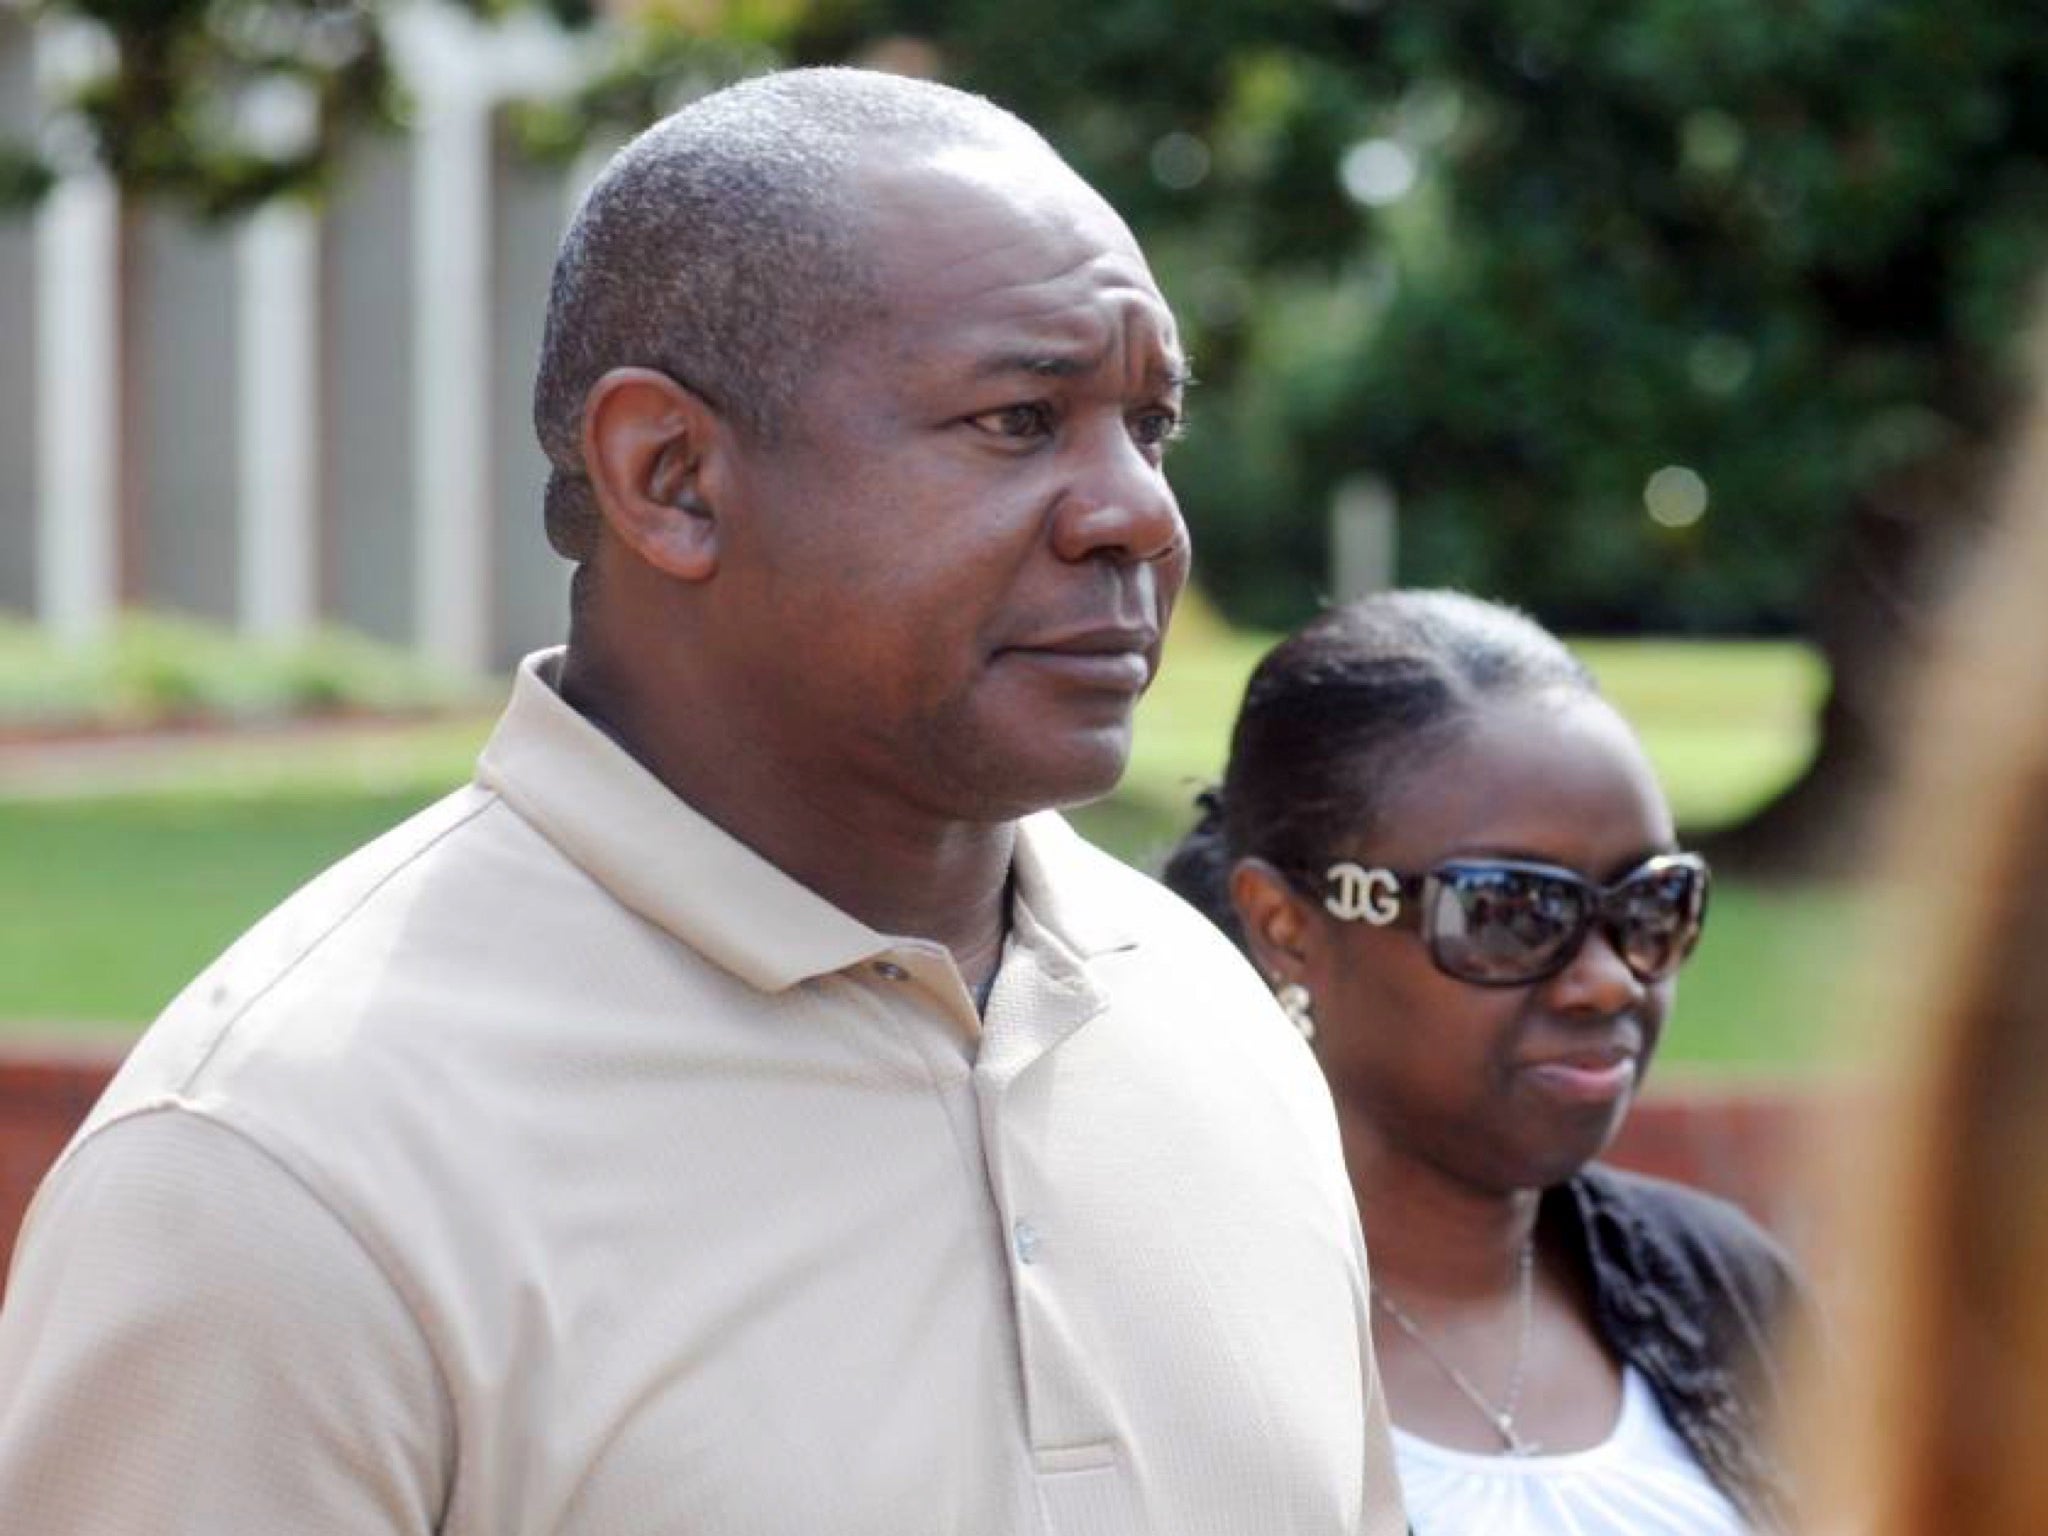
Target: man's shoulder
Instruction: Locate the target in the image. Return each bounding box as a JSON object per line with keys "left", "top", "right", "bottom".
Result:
{"left": 1017, "top": 814, "right": 1305, "bottom": 1067}
{"left": 64, "top": 777, "right": 612, "bottom": 1260}
{"left": 90, "top": 783, "right": 523, "bottom": 1114}
{"left": 1020, "top": 810, "right": 1254, "bottom": 954}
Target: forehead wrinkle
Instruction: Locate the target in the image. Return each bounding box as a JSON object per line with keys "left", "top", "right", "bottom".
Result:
{"left": 865, "top": 201, "right": 1182, "bottom": 392}
{"left": 956, "top": 322, "right": 1182, "bottom": 387}
{"left": 878, "top": 206, "right": 1129, "bottom": 303}
{"left": 1118, "top": 303, "right": 1187, "bottom": 393}
{"left": 956, "top": 301, "right": 1185, "bottom": 393}
{"left": 961, "top": 344, "right": 1188, "bottom": 400}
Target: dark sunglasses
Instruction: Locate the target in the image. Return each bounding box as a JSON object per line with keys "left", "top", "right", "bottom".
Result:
{"left": 1320, "top": 852, "right": 1710, "bottom": 987}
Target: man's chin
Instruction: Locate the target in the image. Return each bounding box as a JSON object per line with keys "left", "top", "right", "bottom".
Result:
{"left": 949, "top": 731, "right": 1134, "bottom": 822}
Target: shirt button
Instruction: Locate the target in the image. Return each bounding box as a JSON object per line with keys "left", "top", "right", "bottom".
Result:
{"left": 1013, "top": 1219, "right": 1041, "bottom": 1265}
{"left": 872, "top": 961, "right": 909, "bottom": 982}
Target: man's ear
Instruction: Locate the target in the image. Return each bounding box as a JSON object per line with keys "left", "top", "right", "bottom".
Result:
{"left": 1230, "top": 857, "right": 1324, "bottom": 988}
{"left": 581, "top": 367, "right": 729, "bottom": 582}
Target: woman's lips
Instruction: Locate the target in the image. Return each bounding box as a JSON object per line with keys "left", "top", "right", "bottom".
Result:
{"left": 1519, "top": 1050, "right": 1639, "bottom": 1105}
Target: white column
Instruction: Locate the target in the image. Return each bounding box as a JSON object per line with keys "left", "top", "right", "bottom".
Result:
{"left": 32, "top": 23, "right": 121, "bottom": 644}
{"left": 237, "top": 199, "right": 321, "bottom": 639}
{"left": 411, "top": 81, "right": 494, "bottom": 676}
{"left": 388, "top": 0, "right": 585, "bottom": 675}
{"left": 1331, "top": 475, "right": 1399, "bottom": 603}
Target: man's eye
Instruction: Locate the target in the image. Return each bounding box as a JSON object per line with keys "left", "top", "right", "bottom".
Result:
{"left": 968, "top": 403, "right": 1055, "bottom": 439}
{"left": 1131, "top": 409, "right": 1184, "bottom": 450}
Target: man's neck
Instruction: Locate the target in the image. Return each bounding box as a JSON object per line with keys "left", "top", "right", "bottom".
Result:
{"left": 953, "top": 873, "right": 1013, "bottom": 1007}
{"left": 560, "top": 637, "right": 1018, "bottom": 977}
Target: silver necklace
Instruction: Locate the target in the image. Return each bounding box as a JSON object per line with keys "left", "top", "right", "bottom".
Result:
{"left": 1372, "top": 1239, "right": 1539, "bottom": 1456}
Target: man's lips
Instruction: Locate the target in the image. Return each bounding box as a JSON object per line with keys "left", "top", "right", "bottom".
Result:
{"left": 997, "top": 628, "right": 1159, "bottom": 692}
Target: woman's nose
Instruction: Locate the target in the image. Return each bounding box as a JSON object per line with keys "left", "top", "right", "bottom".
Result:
{"left": 1548, "top": 924, "right": 1649, "bottom": 1016}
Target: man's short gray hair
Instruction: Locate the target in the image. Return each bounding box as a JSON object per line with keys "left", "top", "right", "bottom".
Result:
{"left": 532, "top": 67, "right": 1045, "bottom": 561}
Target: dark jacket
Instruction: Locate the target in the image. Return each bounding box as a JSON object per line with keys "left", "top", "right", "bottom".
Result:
{"left": 1545, "top": 1163, "right": 1808, "bottom": 1533}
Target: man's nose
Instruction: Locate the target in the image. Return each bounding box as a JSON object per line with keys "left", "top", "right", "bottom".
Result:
{"left": 1049, "top": 424, "right": 1187, "bottom": 567}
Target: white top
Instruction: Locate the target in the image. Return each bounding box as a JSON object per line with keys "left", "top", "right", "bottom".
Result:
{"left": 0, "top": 649, "right": 1405, "bottom": 1536}
{"left": 1394, "top": 1366, "right": 1748, "bottom": 1536}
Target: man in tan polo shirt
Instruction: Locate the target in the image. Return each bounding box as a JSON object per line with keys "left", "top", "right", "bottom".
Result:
{"left": 0, "top": 68, "right": 1406, "bottom": 1534}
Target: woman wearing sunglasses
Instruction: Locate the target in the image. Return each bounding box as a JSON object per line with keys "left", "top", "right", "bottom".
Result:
{"left": 1163, "top": 590, "right": 1804, "bottom": 1536}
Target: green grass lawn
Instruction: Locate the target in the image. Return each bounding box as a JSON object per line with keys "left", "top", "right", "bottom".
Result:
{"left": 1110, "top": 618, "right": 1829, "bottom": 851}
{"left": 0, "top": 793, "right": 449, "bottom": 1033}
{"left": 0, "top": 624, "right": 1852, "bottom": 1071}
{"left": 1574, "top": 637, "right": 1828, "bottom": 835}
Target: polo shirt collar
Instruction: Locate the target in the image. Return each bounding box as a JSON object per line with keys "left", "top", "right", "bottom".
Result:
{"left": 476, "top": 649, "right": 886, "bottom": 993}
{"left": 1008, "top": 807, "right": 1139, "bottom": 961}
{"left": 476, "top": 651, "right": 1139, "bottom": 993}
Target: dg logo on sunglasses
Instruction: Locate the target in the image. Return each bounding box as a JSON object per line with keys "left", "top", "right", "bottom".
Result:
{"left": 1325, "top": 863, "right": 1401, "bottom": 926}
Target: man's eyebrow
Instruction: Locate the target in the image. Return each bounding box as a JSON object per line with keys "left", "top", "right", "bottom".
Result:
{"left": 968, "top": 352, "right": 1198, "bottom": 391}
{"left": 970, "top": 352, "right": 1094, "bottom": 381}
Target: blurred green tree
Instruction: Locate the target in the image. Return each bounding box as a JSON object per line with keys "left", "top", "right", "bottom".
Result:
{"left": 11, "top": 0, "right": 2045, "bottom": 866}
{"left": 7, "top": 1, "right": 391, "bottom": 218}
{"left": 784, "top": 0, "right": 2048, "bottom": 868}
{"left": 0, "top": 2, "right": 631, "bottom": 219}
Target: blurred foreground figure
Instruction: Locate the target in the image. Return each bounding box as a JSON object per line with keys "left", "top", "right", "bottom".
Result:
{"left": 1166, "top": 590, "right": 1806, "bottom": 1534}
{"left": 0, "top": 68, "right": 1404, "bottom": 1535}
{"left": 1794, "top": 329, "right": 2048, "bottom": 1536}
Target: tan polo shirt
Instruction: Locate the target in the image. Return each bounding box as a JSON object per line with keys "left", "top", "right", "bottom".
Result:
{"left": 0, "top": 650, "right": 1404, "bottom": 1535}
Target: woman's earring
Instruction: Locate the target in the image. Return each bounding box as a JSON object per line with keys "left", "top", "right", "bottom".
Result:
{"left": 1275, "top": 982, "right": 1316, "bottom": 1042}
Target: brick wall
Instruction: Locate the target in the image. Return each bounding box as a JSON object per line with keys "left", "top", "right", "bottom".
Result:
{"left": 0, "top": 1040, "right": 130, "bottom": 1285}
{"left": 0, "top": 1040, "right": 1830, "bottom": 1293}
{"left": 1603, "top": 1077, "right": 1828, "bottom": 1253}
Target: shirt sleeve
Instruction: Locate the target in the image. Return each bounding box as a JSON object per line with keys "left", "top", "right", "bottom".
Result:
{"left": 0, "top": 1107, "right": 451, "bottom": 1533}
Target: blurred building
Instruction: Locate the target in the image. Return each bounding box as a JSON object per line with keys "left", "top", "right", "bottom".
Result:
{"left": 0, "top": 3, "right": 606, "bottom": 675}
